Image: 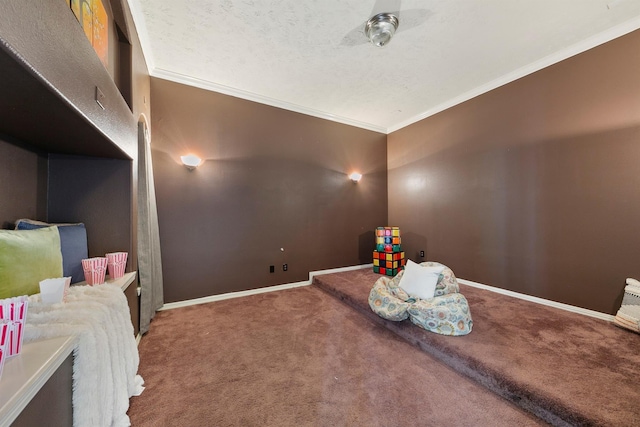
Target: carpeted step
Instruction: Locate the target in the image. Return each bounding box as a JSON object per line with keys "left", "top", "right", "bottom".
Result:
{"left": 313, "top": 268, "right": 640, "bottom": 427}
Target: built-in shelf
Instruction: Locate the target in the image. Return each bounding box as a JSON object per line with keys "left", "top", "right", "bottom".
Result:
{"left": 74, "top": 271, "right": 137, "bottom": 292}
{"left": 0, "top": 1, "right": 136, "bottom": 160}
{"left": 0, "top": 1, "right": 140, "bottom": 423}
{"left": 0, "top": 336, "right": 76, "bottom": 427}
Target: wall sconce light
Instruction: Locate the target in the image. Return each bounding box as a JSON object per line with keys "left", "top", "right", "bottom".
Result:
{"left": 181, "top": 154, "right": 202, "bottom": 170}
{"left": 349, "top": 172, "right": 363, "bottom": 183}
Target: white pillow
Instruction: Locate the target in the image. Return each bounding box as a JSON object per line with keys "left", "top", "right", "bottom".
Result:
{"left": 399, "top": 260, "right": 441, "bottom": 300}
{"left": 420, "top": 265, "right": 446, "bottom": 275}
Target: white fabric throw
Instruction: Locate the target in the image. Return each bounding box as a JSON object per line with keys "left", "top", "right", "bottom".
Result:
{"left": 25, "top": 284, "right": 144, "bottom": 427}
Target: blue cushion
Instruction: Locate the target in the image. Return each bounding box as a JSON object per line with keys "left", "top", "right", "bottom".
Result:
{"left": 15, "top": 219, "right": 88, "bottom": 284}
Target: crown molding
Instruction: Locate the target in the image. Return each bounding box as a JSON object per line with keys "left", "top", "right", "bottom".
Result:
{"left": 150, "top": 68, "right": 387, "bottom": 134}
{"left": 388, "top": 15, "right": 640, "bottom": 134}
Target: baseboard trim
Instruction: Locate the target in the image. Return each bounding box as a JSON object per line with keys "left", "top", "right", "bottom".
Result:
{"left": 309, "top": 264, "right": 373, "bottom": 280}
{"left": 159, "top": 281, "right": 310, "bottom": 310}
{"left": 458, "top": 278, "right": 616, "bottom": 322}
{"left": 159, "top": 264, "right": 373, "bottom": 311}
{"left": 159, "top": 266, "right": 615, "bottom": 321}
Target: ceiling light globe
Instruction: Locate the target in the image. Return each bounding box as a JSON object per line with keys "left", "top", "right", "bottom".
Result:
{"left": 365, "top": 13, "right": 399, "bottom": 48}
{"left": 370, "top": 22, "right": 395, "bottom": 47}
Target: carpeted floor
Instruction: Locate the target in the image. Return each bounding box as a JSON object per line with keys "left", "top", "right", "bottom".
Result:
{"left": 313, "top": 269, "right": 640, "bottom": 426}
{"left": 128, "top": 283, "right": 545, "bottom": 426}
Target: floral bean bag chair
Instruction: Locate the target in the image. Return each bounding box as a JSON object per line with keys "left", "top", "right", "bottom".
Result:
{"left": 368, "top": 261, "right": 473, "bottom": 336}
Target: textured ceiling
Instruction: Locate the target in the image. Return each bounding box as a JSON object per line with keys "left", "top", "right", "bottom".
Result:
{"left": 128, "top": 0, "right": 640, "bottom": 133}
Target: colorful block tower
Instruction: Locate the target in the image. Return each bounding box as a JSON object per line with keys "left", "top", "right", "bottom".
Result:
{"left": 373, "top": 226, "right": 405, "bottom": 276}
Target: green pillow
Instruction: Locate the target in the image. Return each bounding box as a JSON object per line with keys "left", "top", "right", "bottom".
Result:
{"left": 0, "top": 227, "right": 63, "bottom": 299}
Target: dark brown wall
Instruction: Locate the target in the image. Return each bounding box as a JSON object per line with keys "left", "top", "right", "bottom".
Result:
{"left": 48, "top": 155, "right": 133, "bottom": 260}
{"left": 388, "top": 30, "right": 640, "bottom": 314}
{"left": 0, "top": 136, "right": 47, "bottom": 229}
{"left": 151, "top": 78, "right": 387, "bottom": 303}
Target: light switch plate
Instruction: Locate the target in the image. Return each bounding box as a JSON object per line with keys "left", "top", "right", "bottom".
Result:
{"left": 95, "top": 86, "right": 105, "bottom": 110}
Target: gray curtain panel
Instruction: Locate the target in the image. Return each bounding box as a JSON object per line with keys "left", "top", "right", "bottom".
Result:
{"left": 138, "top": 119, "right": 164, "bottom": 334}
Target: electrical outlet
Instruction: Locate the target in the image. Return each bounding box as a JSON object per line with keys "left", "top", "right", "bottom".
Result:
{"left": 420, "top": 250, "right": 425, "bottom": 258}
{"left": 269, "top": 265, "right": 275, "bottom": 273}
{"left": 283, "top": 264, "right": 288, "bottom": 272}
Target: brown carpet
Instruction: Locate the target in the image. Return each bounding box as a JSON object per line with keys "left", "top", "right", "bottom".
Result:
{"left": 128, "top": 284, "right": 544, "bottom": 426}
{"left": 313, "top": 269, "right": 640, "bottom": 426}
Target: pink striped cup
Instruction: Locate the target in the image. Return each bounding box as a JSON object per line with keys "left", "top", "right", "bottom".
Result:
{"left": 81, "top": 257, "right": 108, "bottom": 285}
{"left": 0, "top": 321, "right": 9, "bottom": 378}
{"left": 0, "top": 296, "right": 28, "bottom": 357}
{"left": 105, "top": 252, "right": 128, "bottom": 279}
{"left": 7, "top": 320, "right": 24, "bottom": 357}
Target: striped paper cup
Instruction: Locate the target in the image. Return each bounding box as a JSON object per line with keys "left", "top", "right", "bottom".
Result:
{"left": 7, "top": 320, "right": 24, "bottom": 357}
{"left": 0, "top": 296, "right": 28, "bottom": 357}
{"left": 105, "top": 252, "right": 128, "bottom": 279}
{"left": 0, "top": 321, "right": 9, "bottom": 378}
{"left": 81, "top": 257, "right": 108, "bottom": 285}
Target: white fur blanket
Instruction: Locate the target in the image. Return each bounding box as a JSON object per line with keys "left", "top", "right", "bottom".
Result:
{"left": 25, "top": 284, "right": 144, "bottom": 427}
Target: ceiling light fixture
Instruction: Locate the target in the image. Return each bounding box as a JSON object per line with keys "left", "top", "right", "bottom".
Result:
{"left": 364, "top": 13, "right": 399, "bottom": 47}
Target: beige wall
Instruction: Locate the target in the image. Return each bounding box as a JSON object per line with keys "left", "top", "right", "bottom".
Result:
{"left": 388, "top": 30, "right": 640, "bottom": 314}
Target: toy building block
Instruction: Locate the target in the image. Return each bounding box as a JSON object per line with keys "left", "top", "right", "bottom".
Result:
{"left": 373, "top": 250, "right": 405, "bottom": 275}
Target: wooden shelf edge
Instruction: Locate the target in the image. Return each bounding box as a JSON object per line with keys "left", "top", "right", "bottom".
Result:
{"left": 0, "top": 335, "right": 76, "bottom": 427}
{"left": 73, "top": 271, "right": 137, "bottom": 292}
